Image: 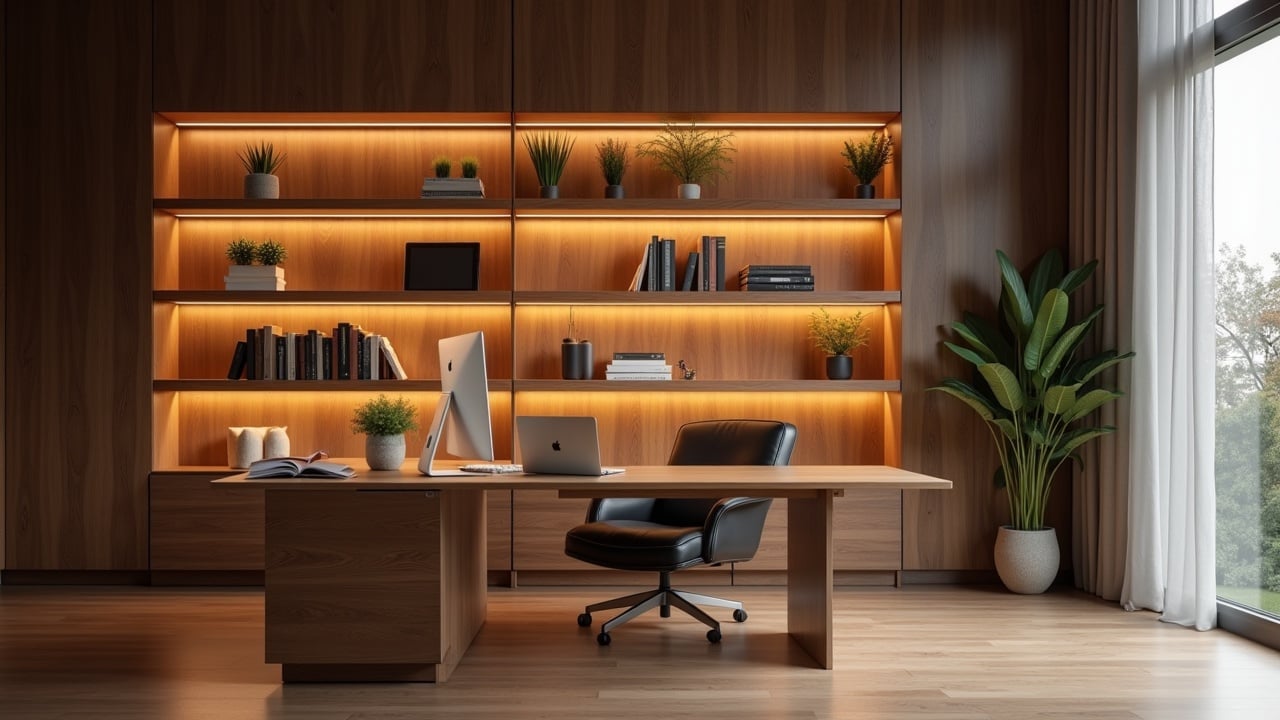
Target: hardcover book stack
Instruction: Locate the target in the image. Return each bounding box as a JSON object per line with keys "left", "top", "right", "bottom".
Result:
{"left": 628, "top": 235, "right": 727, "bottom": 291}
{"left": 605, "top": 352, "right": 671, "bottom": 381}
{"left": 420, "top": 177, "right": 485, "bottom": 198}
{"left": 227, "top": 322, "right": 409, "bottom": 381}
{"left": 738, "top": 264, "right": 814, "bottom": 292}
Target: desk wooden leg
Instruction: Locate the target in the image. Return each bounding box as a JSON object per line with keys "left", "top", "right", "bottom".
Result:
{"left": 787, "top": 490, "right": 834, "bottom": 669}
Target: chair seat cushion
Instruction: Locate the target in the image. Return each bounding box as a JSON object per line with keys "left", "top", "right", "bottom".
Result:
{"left": 564, "top": 520, "right": 705, "bottom": 571}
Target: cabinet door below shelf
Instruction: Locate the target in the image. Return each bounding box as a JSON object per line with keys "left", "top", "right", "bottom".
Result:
{"left": 150, "top": 474, "right": 264, "bottom": 571}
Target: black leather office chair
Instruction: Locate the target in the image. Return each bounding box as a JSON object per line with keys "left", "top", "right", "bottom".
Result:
{"left": 564, "top": 419, "right": 798, "bottom": 645}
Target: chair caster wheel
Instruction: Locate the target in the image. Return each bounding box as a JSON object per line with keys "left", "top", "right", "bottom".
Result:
{"left": 577, "top": 613, "right": 592, "bottom": 627}
{"left": 707, "top": 628, "right": 722, "bottom": 643}
{"left": 733, "top": 609, "right": 748, "bottom": 623}
{"left": 596, "top": 632, "right": 611, "bottom": 646}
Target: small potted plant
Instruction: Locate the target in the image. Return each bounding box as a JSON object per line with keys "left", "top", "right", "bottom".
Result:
{"left": 522, "top": 131, "right": 575, "bottom": 198}
{"left": 433, "top": 155, "right": 452, "bottom": 179}
{"left": 238, "top": 141, "right": 287, "bottom": 199}
{"left": 636, "top": 123, "right": 735, "bottom": 199}
{"left": 807, "top": 307, "right": 870, "bottom": 380}
{"left": 460, "top": 156, "right": 480, "bottom": 179}
{"left": 596, "top": 138, "right": 630, "bottom": 199}
{"left": 226, "top": 237, "right": 256, "bottom": 266}
{"left": 561, "top": 307, "right": 593, "bottom": 380}
{"left": 224, "top": 237, "right": 284, "bottom": 291}
{"left": 351, "top": 394, "right": 420, "bottom": 470}
{"left": 840, "top": 130, "right": 893, "bottom": 199}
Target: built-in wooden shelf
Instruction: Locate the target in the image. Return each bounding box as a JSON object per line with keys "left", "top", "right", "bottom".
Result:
{"left": 513, "top": 291, "right": 900, "bottom": 305}
{"left": 514, "top": 379, "right": 900, "bottom": 392}
{"left": 153, "top": 379, "right": 514, "bottom": 392}
{"left": 513, "top": 198, "right": 900, "bottom": 217}
{"left": 153, "top": 291, "right": 513, "bottom": 305}
{"left": 153, "top": 198, "right": 512, "bottom": 216}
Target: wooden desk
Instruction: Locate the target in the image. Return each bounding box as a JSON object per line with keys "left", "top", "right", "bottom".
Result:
{"left": 215, "top": 464, "right": 950, "bottom": 682}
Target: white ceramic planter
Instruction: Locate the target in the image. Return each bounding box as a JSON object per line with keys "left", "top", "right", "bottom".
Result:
{"left": 365, "top": 434, "right": 406, "bottom": 470}
{"left": 678, "top": 183, "right": 701, "bottom": 199}
{"left": 244, "top": 173, "right": 280, "bottom": 199}
{"left": 993, "top": 526, "right": 1060, "bottom": 594}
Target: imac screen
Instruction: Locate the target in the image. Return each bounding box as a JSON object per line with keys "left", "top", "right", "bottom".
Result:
{"left": 437, "top": 330, "right": 495, "bottom": 461}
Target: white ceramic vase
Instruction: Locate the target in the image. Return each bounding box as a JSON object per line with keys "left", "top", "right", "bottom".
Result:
{"left": 993, "top": 526, "right": 1060, "bottom": 594}
{"left": 677, "top": 183, "right": 701, "bottom": 199}
{"left": 365, "top": 434, "right": 406, "bottom": 470}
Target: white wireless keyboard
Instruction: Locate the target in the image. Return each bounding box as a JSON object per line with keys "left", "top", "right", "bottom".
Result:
{"left": 460, "top": 463, "right": 524, "bottom": 474}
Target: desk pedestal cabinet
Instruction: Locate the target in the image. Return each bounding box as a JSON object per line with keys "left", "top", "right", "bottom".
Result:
{"left": 265, "top": 488, "right": 487, "bottom": 683}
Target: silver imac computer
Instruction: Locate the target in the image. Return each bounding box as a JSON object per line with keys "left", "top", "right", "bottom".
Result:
{"left": 417, "top": 331, "right": 496, "bottom": 476}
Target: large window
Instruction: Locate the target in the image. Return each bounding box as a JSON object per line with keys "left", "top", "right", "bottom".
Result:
{"left": 1214, "top": 0, "right": 1280, "bottom": 628}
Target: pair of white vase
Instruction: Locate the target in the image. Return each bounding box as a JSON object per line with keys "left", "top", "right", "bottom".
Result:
{"left": 227, "top": 426, "right": 290, "bottom": 468}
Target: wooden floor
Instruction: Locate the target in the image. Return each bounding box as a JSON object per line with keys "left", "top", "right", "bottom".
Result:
{"left": 0, "top": 585, "right": 1277, "bottom": 719}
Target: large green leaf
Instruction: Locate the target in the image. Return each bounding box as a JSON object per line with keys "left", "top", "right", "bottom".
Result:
{"left": 1066, "top": 389, "right": 1122, "bottom": 422}
{"left": 1071, "top": 350, "right": 1136, "bottom": 385}
{"left": 997, "top": 250, "right": 1034, "bottom": 339}
{"left": 963, "top": 311, "right": 1015, "bottom": 365}
{"left": 1059, "top": 259, "right": 1098, "bottom": 294}
{"left": 978, "top": 362, "right": 1025, "bottom": 411}
{"left": 944, "top": 341, "right": 988, "bottom": 367}
{"left": 949, "top": 322, "right": 996, "bottom": 363}
{"left": 1027, "top": 249, "right": 1064, "bottom": 313}
{"left": 1024, "top": 288, "right": 1070, "bottom": 372}
{"left": 928, "top": 380, "right": 998, "bottom": 421}
{"left": 1050, "top": 426, "right": 1116, "bottom": 460}
{"left": 1043, "top": 384, "right": 1080, "bottom": 416}
{"left": 993, "top": 418, "right": 1018, "bottom": 440}
{"left": 1037, "top": 306, "right": 1104, "bottom": 381}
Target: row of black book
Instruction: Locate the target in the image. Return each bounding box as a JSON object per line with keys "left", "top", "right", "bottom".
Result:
{"left": 629, "top": 235, "right": 728, "bottom": 291}
{"left": 228, "top": 322, "right": 408, "bottom": 381}
{"left": 739, "top": 264, "right": 815, "bottom": 292}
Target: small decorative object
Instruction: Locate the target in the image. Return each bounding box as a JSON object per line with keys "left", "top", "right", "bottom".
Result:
{"left": 351, "top": 394, "right": 420, "bottom": 470}
{"left": 460, "top": 156, "right": 480, "bottom": 179}
{"left": 227, "top": 426, "right": 271, "bottom": 469}
{"left": 840, "top": 130, "right": 893, "bottom": 199}
{"left": 678, "top": 359, "right": 697, "bottom": 380}
{"left": 523, "top": 131, "right": 575, "bottom": 199}
{"left": 596, "top": 138, "right": 630, "bottom": 199}
{"left": 433, "top": 155, "right": 452, "bottom": 179}
{"left": 560, "top": 307, "right": 593, "bottom": 380}
{"left": 929, "top": 249, "right": 1134, "bottom": 594}
{"left": 636, "top": 123, "right": 735, "bottom": 200}
{"left": 263, "top": 426, "right": 291, "bottom": 459}
{"left": 807, "top": 307, "right": 870, "bottom": 380}
{"left": 224, "top": 237, "right": 285, "bottom": 291}
{"left": 238, "top": 141, "right": 286, "bottom": 199}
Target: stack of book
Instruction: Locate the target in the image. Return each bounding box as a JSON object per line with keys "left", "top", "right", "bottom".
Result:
{"left": 224, "top": 265, "right": 285, "bottom": 291}
{"left": 228, "top": 322, "right": 409, "bottom": 381}
{"left": 738, "top": 264, "right": 814, "bottom": 292}
{"left": 420, "top": 177, "right": 485, "bottom": 198}
{"left": 605, "top": 352, "right": 671, "bottom": 381}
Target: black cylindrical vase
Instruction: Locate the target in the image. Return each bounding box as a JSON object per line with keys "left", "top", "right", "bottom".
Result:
{"left": 826, "top": 354, "right": 853, "bottom": 380}
{"left": 854, "top": 184, "right": 875, "bottom": 199}
{"left": 561, "top": 341, "right": 593, "bottom": 380}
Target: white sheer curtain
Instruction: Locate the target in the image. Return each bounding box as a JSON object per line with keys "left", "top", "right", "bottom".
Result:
{"left": 1123, "top": 0, "right": 1217, "bottom": 630}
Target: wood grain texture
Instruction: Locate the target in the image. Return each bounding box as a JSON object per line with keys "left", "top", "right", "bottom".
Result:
{"left": 788, "top": 490, "right": 834, "bottom": 668}
{"left": 513, "top": 0, "right": 900, "bottom": 112}
{"left": 154, "top": 0, "right": 512, "bottom": 112}
{"left": 899, "top": 0, "right": 1070, "bottom": 570}
{"left": 440, "top": 489, "right": 489, "bottom": 675}
{"left": 4, "top": 0, "right": 152, "bottom": 570}
{"left": 1, "top": 1, "right": 5, "bottom": 573}
{"left": 149, "top": 474, "right": 264, "bottom": 570}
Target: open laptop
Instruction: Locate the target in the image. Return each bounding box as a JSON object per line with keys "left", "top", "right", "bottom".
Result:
{"left": 515, "top": 416, "right": 626, "bottom": 476}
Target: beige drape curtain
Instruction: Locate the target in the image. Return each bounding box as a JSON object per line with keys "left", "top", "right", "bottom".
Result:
{"left": 1069, "top": 0, "right": 1137, "bottom": 602}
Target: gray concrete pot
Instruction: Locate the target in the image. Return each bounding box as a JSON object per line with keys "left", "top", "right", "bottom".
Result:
{"left": 244, "top": 173, "right": 280, "bottom": 199}
{"left": 365, "top": 434, "right": 406, "bottom": 470}
{"left": 994, "top": 526, "right": 1059, "bottom": 594}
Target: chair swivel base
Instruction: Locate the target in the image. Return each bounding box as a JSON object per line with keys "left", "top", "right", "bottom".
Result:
{"left": 576, "top": 577, "right": 749, "bottom": 646}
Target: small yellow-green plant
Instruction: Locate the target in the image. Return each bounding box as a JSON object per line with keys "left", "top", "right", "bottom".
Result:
{"left": 636, "top": 123, "right": 735, "bottom": 185}
{"left": 460, "top": 156, "right": 480, "bottom": 179}
{"left": 351, "top": 394, "right": 420, "bottom": 436}
{"left": 841, "top": 131, "right": 894, "bottom": 185}
{"left": 808, "top": 308, "right": 870, "bottom": 356}
{"left": 433, "top": 155, "right": 452, "bottom": 179}
{"left": 596, "top": 138, "right": 629, "bottom": 186}
{"left": 255, "top": 239, "right": 287, "bottom": 266}
{"left": 226, "top": 237, "right": 257, "bottom": 265}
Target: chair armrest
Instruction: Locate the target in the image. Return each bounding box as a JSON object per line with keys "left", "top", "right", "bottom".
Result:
{"left": 702, "top": 497, "right": 773, "bottom": 564}
{"left": 588, "top": 497, "right": 658, "bottom": 522}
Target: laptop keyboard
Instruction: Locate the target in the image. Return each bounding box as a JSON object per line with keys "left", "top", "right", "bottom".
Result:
{"left": 460, "top": 463, "right": 524, "bottom": 474}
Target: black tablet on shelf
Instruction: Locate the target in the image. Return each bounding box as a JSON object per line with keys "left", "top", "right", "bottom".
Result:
{"left": 403, "top": 242, "right": 480, "bottom": 291}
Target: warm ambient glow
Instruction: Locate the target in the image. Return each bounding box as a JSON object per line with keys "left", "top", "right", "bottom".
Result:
{"left": 169, "top": 213, "right": 508, "bottom": 219}
{"left": 515, "top": 212, "right": 894, "bottom": 220}
{"left": 173, "top": 121, "right": 511, "bottom": 128}
{"left": 516, "top": 121, "right": 887, "bottom": 129}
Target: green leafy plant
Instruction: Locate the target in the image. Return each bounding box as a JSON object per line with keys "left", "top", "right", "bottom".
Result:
{"left": 636, "top": 124, "right": 735, "bottom": 185}
{"left": 523, "top": 132, "right": 576, "bottom": 188}
{"left": 460, "top": 156, "right": 480, "bottom": 179}
{"left": 433, "top": 155, "right": 452, "bottom": 179}
{"left": 237, "top": 141, "right": 287, "bottom": 175}
{"left": 807, "top": 308, "right": 870, "bottom": 356}
{"left": 226, "top": 237, "right": 257, "bottom": 265}
{"left": 841, "top": 130, "right": 893, "bottom": 185}
{"left": 596, "top": 138, "right": 630, "bottom": 186}
{"left": 929, "top": 249, "right": 1134, "bottom": 531}
{"left": 255, "top": 239, "right": 287, "bottom": 266}
{"left": 350, "top": 394, "right": 420, "bottom": 436}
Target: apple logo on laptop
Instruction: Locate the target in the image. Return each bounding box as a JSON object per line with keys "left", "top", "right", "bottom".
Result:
{"left": 552, "top": 440, "right": 561, "bottom": 452}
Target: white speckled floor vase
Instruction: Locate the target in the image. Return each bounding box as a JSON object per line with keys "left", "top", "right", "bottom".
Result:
{"left": 993, "top": 526, "right": 1060, "bottom": 594}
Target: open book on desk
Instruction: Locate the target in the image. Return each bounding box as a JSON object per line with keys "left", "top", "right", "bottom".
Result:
{"left": 246, "top": 451, "right": 356, "bottom": 479}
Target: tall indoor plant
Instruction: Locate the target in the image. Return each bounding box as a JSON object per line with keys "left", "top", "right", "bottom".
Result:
{"left": 930, "top": 249, "right": 1133, "bottom": 593}
{"left": 636, "top": 123, "right": 735, "bottom": 199}
{"left": 523, "top": 131, "right": 575, "bottom": 198}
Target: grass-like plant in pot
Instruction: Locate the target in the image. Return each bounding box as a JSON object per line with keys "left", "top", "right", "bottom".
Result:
{"left": 433, "top": 155, "right": 452, "bottom": 179}
{"left": 807, "top": 307, "right": 870, "bottom": 380}
{"left": 929, "top": 249, "right": 1133, "bottom": 593}
{"left": 238, "top": 141, "right": 287, "bottom": 199}
{"left": 351, "top": 394, "right": 420, "bottom": 470}
{"left": 460, "top": 156, "right": 480, "bottom": 179}
{"left": 523, "top": 131, "right": 575, "bottom": 198}
{"left": 636, "top": 123, "right": 735, "bottom": 199}
{"left": 596, "top": 138, "right": 630, "bottom": 199}
{"left": 840, "top": 130, "right": 893, "bottom": 199}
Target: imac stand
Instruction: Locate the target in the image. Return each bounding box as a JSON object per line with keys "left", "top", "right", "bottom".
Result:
{"left": 418, "top": 392, "right": 472, "bottom": 477}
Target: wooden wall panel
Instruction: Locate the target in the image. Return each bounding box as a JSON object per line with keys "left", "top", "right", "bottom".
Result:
{"left": 900, "top": 0, "right": 1069, "bottom": 570}
{"left": 4, "top": 0, "right": 152, "bottom": 570}
{"left": 1, "top": 0, "right": 6, "bottom": 572}
{"left": 150, "top": 475, "right": 264, "bottom": 570}
{"left": 154, "top": 0, "right": 512, "bottom": 112}
{"left": 514, "top": 0, "right": 900, "bottom": 113}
